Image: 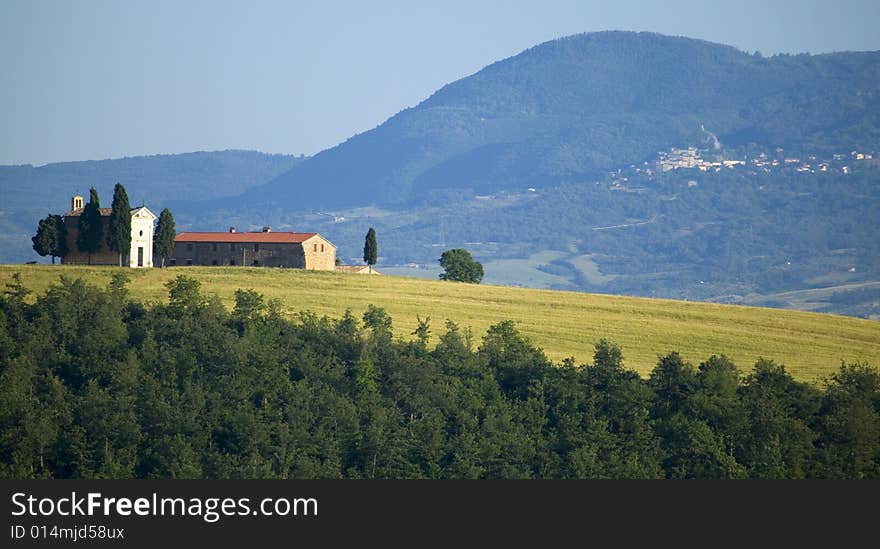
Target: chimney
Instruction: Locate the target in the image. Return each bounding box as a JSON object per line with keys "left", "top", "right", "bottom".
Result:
{"left": 229, "top": 226, "right": 236, "bottom": 233}
{"left": 262, "top": 226, "right": 271, "bottom": 233}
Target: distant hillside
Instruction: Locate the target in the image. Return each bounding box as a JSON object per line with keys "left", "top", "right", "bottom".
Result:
{"left": 4, "top": 32, "right": 879, "bottom": 318}
{"left": 0, "top": 150, "right": 303, "bottom": 263}
{"left": 185, "top": 32, "right": 879, "bottom": 318}
{"left": 230, "top": 31, "right": 880, "bottom": 210}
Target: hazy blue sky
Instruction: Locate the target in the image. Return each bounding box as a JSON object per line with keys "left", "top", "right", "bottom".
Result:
{"left": 2, "top": 0, "right": 879, "bottom": 166}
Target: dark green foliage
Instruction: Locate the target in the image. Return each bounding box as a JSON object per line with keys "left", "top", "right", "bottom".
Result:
{"left": 734, "top": 359, "right": 821, "bottom": 478}
{"left": 439, "top": 248, "right": 484, "bottom": 283}
{"left": 154, "top": 208, "right": 176, "bottom": 268}
{"left": 811, "top": 364, "right": 880, "bottom": 478}
{"left": 0, "top": 274, "right": 877, "bottom": 479}
{"left": 32, "top": 214, "right": 67, "bottom": 264}
{"left": 412, "top": 316, "right": 431, "bottom": 348}
{"left": 363, "top": 227, "right": 378, "bottom": 270}
{"left": 649, "top": 352, "right": 698, "bottom": 418}
{"left": 76, "top": 188, "right": 103, "bottom": 264}
{"left": 108, "top": 183, "right": 132, "bottom": 267}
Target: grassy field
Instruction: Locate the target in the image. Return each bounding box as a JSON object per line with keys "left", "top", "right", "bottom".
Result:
{"left": 2, "top": 264, "right": 878, "bottom": 382}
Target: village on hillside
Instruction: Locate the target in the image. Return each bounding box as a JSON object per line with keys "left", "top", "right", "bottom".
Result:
{"left": 648, "top": 146, "right": 875, "bottom": 176}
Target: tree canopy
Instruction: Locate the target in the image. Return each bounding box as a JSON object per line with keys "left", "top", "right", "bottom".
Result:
{"left": 31, "top": 214, "right": 67, "bottom": 264}
{"left": 363, "top": 227, "right": 378, "bottom": 270}
{"left": 0, "top": 274, "right": 877, "bottom": 479}
{"left": 439, "top": 248, "right": 484, "bottom": 283}
{"left": 108, "top": 182, "right": 132, "bottom": 266}
{"left": 154, "top": 208, "right": 176, "bottom": 268}
{"left": 76, "top": 188, "right": 103, "bottom": 263}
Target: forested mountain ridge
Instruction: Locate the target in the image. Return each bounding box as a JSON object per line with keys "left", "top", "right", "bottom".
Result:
{"left": 230, "top": 31, "right": 880, "bottom": 210}
{"left": 190, "top": 31, "right": 877, "bottom": 317}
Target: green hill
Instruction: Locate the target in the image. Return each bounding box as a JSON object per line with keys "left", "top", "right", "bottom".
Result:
{"left": 185, "top": 32, "right": 879, "bottom": 316}
{"left": 3, "top": 265, "right": 877, "bottom": 382}
{"left": 232, "top": 31, "right": 880, "bottom": 210}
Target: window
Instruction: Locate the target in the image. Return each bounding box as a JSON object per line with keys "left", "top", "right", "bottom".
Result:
{"left": 230, "top": 243, "right": 236, "bottom": 251}
{"left": 212, "top": 259, "right": 218, "bottom": 266}
{"left": 212, "top": 243, "right": 218, "bottom": 251}
{"left": 230, "top": 260, "right": 236, "bottom": 266}
{"left": 313, "top": 243, "right": 318, "bottom": 252}
{"left": 254, "top": 243, "right": 259, "bottom": 252}
{"left": 186, "top": 259, "right": 193, "bottom": 266}
{"left": 253, "top": 260, "right": 260, "bottom": 266}
{"left": 321, "top": 244, "right": 324, "bottom": 252}
{"left": 187, "top": 243, "right": 193, "bottom": 251}
{"left": 139, "top": 230, "right": 143, "bottom": 237}
{"left": 169, "top": 259, "right": 177, "bottom": 266}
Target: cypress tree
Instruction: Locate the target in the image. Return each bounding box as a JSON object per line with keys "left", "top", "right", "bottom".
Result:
{"left": 77, "top": 188, "right": 103, "bottom": 264}
{"left": 53, "top": 214, "right": 69, "bottom": 260}
{"left": 363, "top": 227, "right": 378, "bottom": 273}
{"left": 108, "top": 182, "right": 132, "bottom": 267}
{"left": 154, "top": 208, "right": 176, "bottom": 268}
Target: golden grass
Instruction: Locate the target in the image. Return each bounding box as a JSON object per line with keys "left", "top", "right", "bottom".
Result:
{"left": 2, "top": 265, "right": 878, "bottom": 382}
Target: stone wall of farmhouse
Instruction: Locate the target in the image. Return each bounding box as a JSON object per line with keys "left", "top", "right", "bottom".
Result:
{"left": 170, "top": 241, "right": 308, "bottom": 268}
{"left": 302, "top": 237, "right": 336, "bottom": 270}
{"left": 61, "top": 216, "right": 118, "bottom": 265}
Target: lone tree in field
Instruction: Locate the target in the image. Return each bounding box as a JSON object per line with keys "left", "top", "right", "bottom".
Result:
{"left": 76, "top": 188, "right": 104, "bottom": 264}
{"left": 439, "top": 248, "right": 483, "bottom": 283}
{"left": 363, "top": 227, "right": 378, "bottom": 273}
{"left": 32, "top": 214, "right": 68, "bottom": 264}
{"left": 108, "top": 182, "right": 132, "bottom": 266}
{"left": 154, "top": 208, "right": 176, "bottom": 268}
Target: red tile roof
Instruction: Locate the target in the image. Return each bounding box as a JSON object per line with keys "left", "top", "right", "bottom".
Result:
{"left": 175, "top": 232, "right": 319, "bottom": 243}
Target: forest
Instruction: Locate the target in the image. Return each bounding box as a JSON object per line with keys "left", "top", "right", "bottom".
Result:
{"left": 1, "top": 273, "right": 878, "bottom": 479}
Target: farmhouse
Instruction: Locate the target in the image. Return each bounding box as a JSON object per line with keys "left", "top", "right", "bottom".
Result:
{"left": 62, "top": 195, "right": 156, "bottom": 267}
{"left": 171, "top": 227, "right": 336, "bottom": 270}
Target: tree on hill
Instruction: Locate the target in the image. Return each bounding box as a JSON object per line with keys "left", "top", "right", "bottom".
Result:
{"left": 76, "top": 188, "right": 104, "bottom": 264}
{"left": 108, "top": 182, "right": 132, "bottom": 267}
{"left": 32, "top": 214, "right": 68, "bottom": 264}
{"left": 154, "top": 208, "right": 176, "bottom": 268}
{"left": 363, "top": 227, "right": 378, "bottom": 273}
{"left": 439, "top": 248, "right": 483, "bottom": 283}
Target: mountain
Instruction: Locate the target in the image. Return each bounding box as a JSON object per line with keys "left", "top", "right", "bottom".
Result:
{"left": 4, "top": 32, "right": 879, "bottom": 318}
{"left": 227, "top": 31, "right": 880, "bottom": 210}
{"left": 0, "top": 150, "right": 303, "bottom": 263}
{"left": 189, "top": 32, "right": 878, "bottom": 318}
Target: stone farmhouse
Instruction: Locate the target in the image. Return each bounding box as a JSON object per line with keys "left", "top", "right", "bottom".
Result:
{"left": 62, "top": 195, "right": 156, "bottom": 267}
{"left": 171, "top": 227, "right": 336, "bottom": 270}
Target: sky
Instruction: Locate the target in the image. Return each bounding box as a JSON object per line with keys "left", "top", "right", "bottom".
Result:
{"left": 2, "top": 0, "right": 879, "bottom": 166}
